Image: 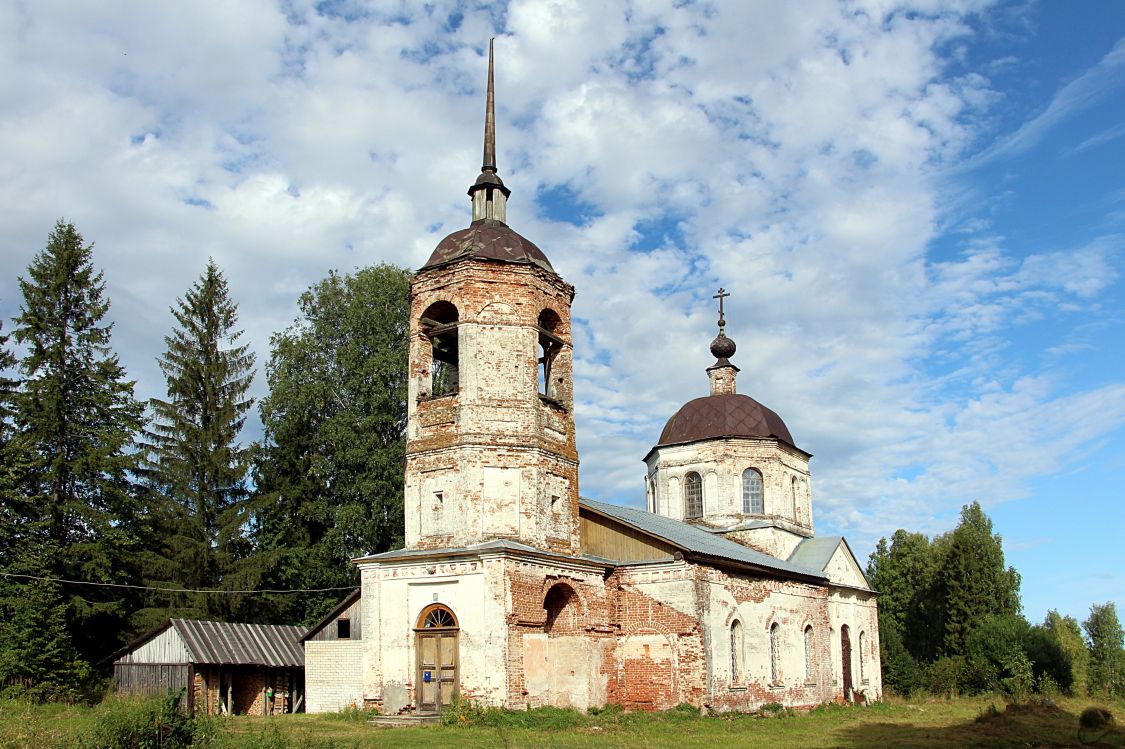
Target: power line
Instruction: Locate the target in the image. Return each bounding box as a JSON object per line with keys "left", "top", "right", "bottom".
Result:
{"left": 0, "top": 572, "right": 355, "bottom": 595}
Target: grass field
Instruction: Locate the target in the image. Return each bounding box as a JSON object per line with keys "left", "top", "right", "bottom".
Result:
{"left": 1, "top": 694, "right": 1123, "bottom": 749}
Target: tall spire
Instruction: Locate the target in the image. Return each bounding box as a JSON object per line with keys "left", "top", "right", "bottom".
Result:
{"left": 483, "top": 37, "right": 496, "bottom": 173}
{"left": 469, "top": 37, "right": 510, "bottom": 223}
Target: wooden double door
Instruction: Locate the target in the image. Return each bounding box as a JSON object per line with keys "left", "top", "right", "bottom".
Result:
{"left": 415, "top": 605, "right": 459, "bottom": 713}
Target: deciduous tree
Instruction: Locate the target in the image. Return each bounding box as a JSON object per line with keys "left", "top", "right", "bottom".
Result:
{"left": 1084, "top": 602, "right": 1125, "bottom": 696}
{"left": 245, "top": 263, "right": 410, "bottom": 624}
{"left": 1044, "top": 610, "right": 1088, "bottom": 695}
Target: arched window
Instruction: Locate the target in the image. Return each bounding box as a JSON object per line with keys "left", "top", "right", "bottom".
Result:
{"left": 730, "top": 620, "right": 744, "bottom": 683}
{"left": 684, "top": 472, "right": 703, "bottom": 519}
{"left": 742, "top": 468, "right": 763, "bottom": 514}
{"left": 790, "top": 476, "right": 799, "bottom": 518}
{"left": 859, "top": 631, "right": 866, "bottom": 682}
{"left": 804, "top": 625, "right": 814, "bottom": 682}
{"left": 538, "top": 309, "right": 563, "bottom": 400}
{"left": 421, "top": 301, "right": 459, "bottom": 397}
{"left": 829, "top": 626, "right": 836, "bottom": 684}
{"left": 769, "top": 623, "right": 781, "bottom": 683}
{"left": 418, "top": 604, "right": 458, "bottom": 629}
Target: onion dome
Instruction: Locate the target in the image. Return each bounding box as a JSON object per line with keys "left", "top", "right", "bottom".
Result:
{"left": 710, "top": 331, "right": 736, "bottom": 361}
{"left": 658, "top": 393, "right": 794, "bottom": 447}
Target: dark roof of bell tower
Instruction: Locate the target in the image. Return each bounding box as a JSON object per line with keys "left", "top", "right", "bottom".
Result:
{"left": 422, "top": 219, "right": 553, "bottom": 271}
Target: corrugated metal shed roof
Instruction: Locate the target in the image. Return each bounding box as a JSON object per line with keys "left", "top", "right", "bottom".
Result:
{"left": 171, "top": 620, "right": 306, "bottom": 668}
{"left": 579, "top": 498, "right": 826, "bottom": 581}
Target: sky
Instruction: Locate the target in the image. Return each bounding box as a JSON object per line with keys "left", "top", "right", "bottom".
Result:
{"left": 1, "top": 0, "right": 1122, "bottom": 626}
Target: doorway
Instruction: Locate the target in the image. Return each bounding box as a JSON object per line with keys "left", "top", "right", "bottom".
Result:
{"left": 415, "top": 605, "right": 459, "bottom": 713}
{"left": 841, "top": 625, "right": 853, "bottom": 701}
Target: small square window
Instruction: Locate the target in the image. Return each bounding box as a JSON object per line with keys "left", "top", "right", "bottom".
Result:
{"left": 336, "top": 618, "right": 351, "bottom": 639}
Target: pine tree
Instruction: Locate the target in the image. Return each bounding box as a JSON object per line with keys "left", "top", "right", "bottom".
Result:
{"left": 9, "top": 219, "right": 145, "bottom": 664}
{"left": 142, "top": 259, "right": 255, "bottom": 620}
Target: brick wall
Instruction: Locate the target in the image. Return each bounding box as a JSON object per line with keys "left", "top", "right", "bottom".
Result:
{"left": 305, "top": 641, "right": 364, "bottom": 713}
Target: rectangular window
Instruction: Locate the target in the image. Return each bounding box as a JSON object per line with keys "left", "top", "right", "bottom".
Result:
{"left": 551, "top": 494, "right": 561, "bottom": 513}
{"left": 337, "top": 619, "right": 351, "bottom": 639}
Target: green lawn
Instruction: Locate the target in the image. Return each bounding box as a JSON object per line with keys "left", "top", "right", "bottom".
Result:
{"left": 2, "top": 695, "right": 1123, "bottom": 749}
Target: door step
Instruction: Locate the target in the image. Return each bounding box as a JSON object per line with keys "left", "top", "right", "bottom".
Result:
{"left": 369, "top": 713, "right": 441, "bottom": 728}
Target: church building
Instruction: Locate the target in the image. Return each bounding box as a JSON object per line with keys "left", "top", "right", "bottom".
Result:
{"left": 302, "top": 43, "right": 881, "bottom": 714}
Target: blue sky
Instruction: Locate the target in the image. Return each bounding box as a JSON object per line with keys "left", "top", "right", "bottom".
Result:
{"left": 0, "top": 0, "right": 1122, "bottom": 627}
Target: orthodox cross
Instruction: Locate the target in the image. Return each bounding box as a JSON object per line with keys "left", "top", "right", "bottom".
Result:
{"left": 713, "top": 287, "right": 729, "bottom": 331}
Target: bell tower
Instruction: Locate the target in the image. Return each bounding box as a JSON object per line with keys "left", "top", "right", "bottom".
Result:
{"left": 403, "top": 40, "right": 579, "bottom": 555}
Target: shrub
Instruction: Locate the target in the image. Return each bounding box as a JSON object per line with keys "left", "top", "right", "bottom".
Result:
{"left": 926, "top": 656, "right": 966, "bottom": 697}
{"left": 80, "top": 691, "right": 194, "bottom": 749}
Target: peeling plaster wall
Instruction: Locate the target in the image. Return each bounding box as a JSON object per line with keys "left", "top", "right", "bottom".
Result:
{"left": 645, "top": 439, "right": 813, "bottom": 534}
{"left": 357, "top": 557, "right": 508, "bottom": 711}
{"left": 404, "top": 260, "right": 580, "bottom": 556}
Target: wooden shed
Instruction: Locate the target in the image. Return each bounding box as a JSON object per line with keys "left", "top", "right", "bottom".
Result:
{"left": 109, "top": 619, "right": 307, "bottom": 715}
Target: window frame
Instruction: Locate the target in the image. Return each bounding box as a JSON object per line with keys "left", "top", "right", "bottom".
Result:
{"left": 684, "top": 471, "right": 703, "bottom": 519}
{"left": 742, "top": 468, "right": 763, "bottom": 514}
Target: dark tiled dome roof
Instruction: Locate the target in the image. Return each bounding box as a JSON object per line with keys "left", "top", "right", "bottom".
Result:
{"left": 658, "top": 393, "right": 795, "bottom": 447}
{"left": 422, "top": 219, "right": 553, "bottom": 272}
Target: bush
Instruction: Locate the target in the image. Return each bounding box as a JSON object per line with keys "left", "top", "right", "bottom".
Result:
{"left": 80, "top": 691, "right": 194, "bottom": 749}
{"left": 926, "top": 656, "right": 966, "bottom": 697}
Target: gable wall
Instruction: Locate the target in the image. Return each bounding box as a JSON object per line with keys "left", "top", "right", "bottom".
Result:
{"left": 306, "top": 598, "right": 363, "bottom": 642}
{"left": 117, "top": 626, "right": 191, "bottom": 664}
{"left": 579, "top": 511, "right": 679, "bottom": 561}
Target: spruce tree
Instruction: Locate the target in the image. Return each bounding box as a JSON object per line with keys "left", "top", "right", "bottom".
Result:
{"left": 142, "top": 259, "right": 254, "bottom": 620}
{"left": 934, "top": 501, "right": 1021, "bottom": 657}
{"left": 9, "top": 219, "right": 144, "bottom": 664}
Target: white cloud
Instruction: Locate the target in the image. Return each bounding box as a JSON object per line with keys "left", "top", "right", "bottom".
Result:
{"left": 0, "top": 0, "right": 1122, "bottom": 570}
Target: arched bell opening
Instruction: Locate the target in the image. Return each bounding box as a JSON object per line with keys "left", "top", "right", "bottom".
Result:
{"left": 420, "top": 301, "right": 459, "bottom": 397}
{"left": 537, "top": 308, "right": 564, "bottom": 402}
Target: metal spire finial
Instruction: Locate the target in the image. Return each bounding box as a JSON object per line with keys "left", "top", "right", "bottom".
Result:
{"left": 713, "top": 287, "right": 729, "bottom": 332}
{"left": 709, "top": 288, "right": 736, "bottom": 361}
{"left": 482, "top": 37, "right": 496, "bottom": 173}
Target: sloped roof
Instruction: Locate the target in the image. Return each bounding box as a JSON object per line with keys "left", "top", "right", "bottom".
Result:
{"left": 579, "top": 498, "right": 825, "bottom": 582}
{"left": 422, "top": 219, "right": 554, "bottom": 272}
{"left": 105, "top": 619, "right": 306, "bottom": 669}
{"left": 788, "top": 536, "right": 872, "bottom": 590}
{"left": 788, "top": 536, "right": 844, "bottom": 572}
{"left": 171, "top": 620, "right": 306, "bottom": 668}
{"left": 354, "top": 538, "right": 613, "bottom": 568}
{"left": 301, "top": 589, "right": 361, "bottom": 643}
